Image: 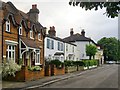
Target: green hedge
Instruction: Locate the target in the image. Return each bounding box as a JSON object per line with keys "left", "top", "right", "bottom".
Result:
{"left": 83, "top": 59, "right": 98, "bottom": 67}
{"left": 65, "top": 60, "right": 98, "bottom": 67}
{"left": 50, "top": 59, "right": 64, "bottom": 68}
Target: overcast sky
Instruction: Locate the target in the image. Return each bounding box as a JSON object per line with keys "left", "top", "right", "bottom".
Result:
{"left": 3, "top": 0, "right": 118, "bottom": 42}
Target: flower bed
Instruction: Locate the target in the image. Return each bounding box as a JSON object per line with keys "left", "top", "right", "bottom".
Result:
{"left": 3, "top": 66, "right": 44, "bottom": 81}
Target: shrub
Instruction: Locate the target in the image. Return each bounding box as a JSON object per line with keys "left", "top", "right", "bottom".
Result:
{"left": 73, "top": 61, "right": 84, "bottom": 66}
{"left": 28, "top": 66, "right": 42, "bottom": 71}
{"left": 50, "top": 59, "right": 64, "bottom": 68}
{"left": 2, "top": 60, "right": 21, "bottom": 78}
{"left": 64, "top": 60, "right": 73, "bottom": 67}
{"left": 83, "top": 59, "right": 98, "bottom": 67}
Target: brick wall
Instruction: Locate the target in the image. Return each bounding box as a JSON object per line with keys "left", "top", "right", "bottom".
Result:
{"left": 3, "top": 66, "right": 45, "bottom": 81}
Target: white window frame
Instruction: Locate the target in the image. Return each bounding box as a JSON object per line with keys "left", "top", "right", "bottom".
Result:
{"left": 6, "top": 19, "right": 10, "bottom": 32}
{"left": 35, "top": 50, "right": 40, "bottom": 65}
{"left": 7, "top": 45, "right": 15, "bottom": 62}
{"left": 38, "top": 33, "right": 41, "bottom": 40}
{"left": 19, "top": 24, "right": 22, "bottom": 35}
{"left": 30, "top": 30, "right": 34, "bottom": 39}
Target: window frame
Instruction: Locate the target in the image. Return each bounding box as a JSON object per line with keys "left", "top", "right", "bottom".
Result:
{"left": 38, "top": 33, "right": 41, "bottom": 40}
{"left": 35, "top": 50, "right": 40, "bottom": 65}
{"left": 19, "top": 24, "right": 22, "bottom": 35}
{"left": 30, "top": 30, "right": 34, "bottom": 39}
{"left": 6, "top": 19, "right": 10, "bottom": 32}
{"left": 7, "top": 45, "right": 15, "bottom": 62}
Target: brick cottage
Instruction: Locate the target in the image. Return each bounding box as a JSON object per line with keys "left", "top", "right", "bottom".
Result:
{"left": 0, "top": 1, "right": 46, "bottom": 81}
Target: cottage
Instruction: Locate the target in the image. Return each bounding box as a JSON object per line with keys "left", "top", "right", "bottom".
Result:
{"left": 45, "top": 26, "right": 65, "bottom": 62}
{"left": 44, "top": 26, "right": 77, "bottom": 62}
{"left": 63, "top": 29, "right": 103, "bottom": 63}
{"left": 1, "top": 1, "right": 46, "bottom": 81}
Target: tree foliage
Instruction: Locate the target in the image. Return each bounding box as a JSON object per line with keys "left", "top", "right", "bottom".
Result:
{"left": 97, "top": 37, "right": 119, "bottom": 61}
{"left": 69, "top": 1, "right": 120, "bottom": 18}
{"left": 86, "top": 44, "right": 97, "bottom": 60}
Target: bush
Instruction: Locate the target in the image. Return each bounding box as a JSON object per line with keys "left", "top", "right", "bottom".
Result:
{"left": 2, "top": 60, "right": 21, "bottom": 78}
{"left": 64, "top": 60, "right": 73, "bottom": 67}
{"left": 28, "top": 66, "right": 42, "bottom": 71}
{"left": 83, "top": 59, "right": 98, "bottom": 67}
{"left": 73, "top": 61, "right": 84, "bottom": 66}
{"left": 50, "top": 59, "right": 63, "bottom": 68}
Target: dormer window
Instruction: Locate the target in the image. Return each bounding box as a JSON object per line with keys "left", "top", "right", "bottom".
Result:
{"left": 19, "top": 24, "right": 22, "bottom": 35}
{"left": 30, "top": 30, "right": 34, "bottom": 39}
{"left": 6, "top": 19, "right": 10, "bottom": 32}
{"left": 38, "top": 33, "right": 41, "bottom": 40}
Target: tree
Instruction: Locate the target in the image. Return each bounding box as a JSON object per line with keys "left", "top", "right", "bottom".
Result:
{"left": 97, "top": 37, "right": 118, "bottom": 62}
{"left": 69, "top": 1, "right": 120, "bottom": 18}
{"left": 86, "top": 44, "right": 97, "bottom": 60}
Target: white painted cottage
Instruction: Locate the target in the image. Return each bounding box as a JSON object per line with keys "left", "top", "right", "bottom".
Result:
{"left": 44, "top": 26, "right": 78, "bottom": 62}
{"left": 63, "top": 29, "right": 98, "bottom": 60}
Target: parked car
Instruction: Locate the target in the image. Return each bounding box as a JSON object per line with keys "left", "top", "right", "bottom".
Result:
{"left": 106, "top": 61, "right": 115, "bottom": 64}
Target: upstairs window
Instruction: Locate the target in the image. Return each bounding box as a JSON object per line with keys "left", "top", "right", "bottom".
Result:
{"left": 47, "top": 39, "right": 54, "bottom": 49}
{"left": 47, "top": 39, "right": 50, "bottom": 49}
{"left": 58, "top": 42, "right": 60, "bottom": 50}
{"left": 6, "top": 19, "right": 10, "bottom": 32}
{"left": 51, "top": 40, "right": 54, "bottom": 49}
{"left": 19, "top": 24, "right": 22, "bottom": 35}
{"left": 30, "top": 30, "right": 33, "bottom": 39}
{"left": 38, "top": 33, "right": 41, "bottom": 40}
{"left": 72, "top": 46, "right": 74, "bottom": 53}
{"left": 61, "top": 43, "right": 63, "bottom": 51}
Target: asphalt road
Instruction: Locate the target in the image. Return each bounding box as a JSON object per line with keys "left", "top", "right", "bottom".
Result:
{"left": 41, "top": 64, "right": 119, "bottom": 88}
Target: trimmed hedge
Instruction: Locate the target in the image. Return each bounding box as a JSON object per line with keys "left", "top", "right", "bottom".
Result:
{"left": 64, "top": 60, "right": 98, "bottom": 67}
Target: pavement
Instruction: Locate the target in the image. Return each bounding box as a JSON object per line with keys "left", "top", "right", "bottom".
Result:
{"left": 2, "top": 66, "right": 101, "bottom": 90}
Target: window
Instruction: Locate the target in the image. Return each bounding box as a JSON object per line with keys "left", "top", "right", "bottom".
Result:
{"left": 35, "top": 50, "right": 40, "bottom": 65}
{"left": 30, "top": 30, "right": 33, "bottom": 39}
{"left": 61, "top": 43, "right": 63, "bottom": 51}
{"left": 51, "top": 40, "right": 54, "bottom": 49}
{"left": 47, "top": 39, "right": 50, "bottom": 49}
{"left": 7, "top": 45, "right": 15, "bottom": 62}
{"left": 38, "top": 33, "right": 41, "bottom": 40}
{"left": 19, "top": 24, "right": 22, "bottom": 35}
{"left": 58, "top": 42, "right": 60, "bottom": 50}
{"left": 6, "top": 19, "right": 10, "bottom": 32}
{"left": 58, "top": 42, "right": 64, "bottom": 51}
{"left": 47, "top": 39, "right": 54, "bottom": 49}
{"left": 66, "top": 44, "right": 68, "bottom": 51}
{"left": 72, "top": 46, "right": 74, "bottom": 53}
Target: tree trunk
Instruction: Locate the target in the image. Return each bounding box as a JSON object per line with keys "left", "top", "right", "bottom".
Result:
{"left": 89, "top": 56, "right": 92, "bottom": 60}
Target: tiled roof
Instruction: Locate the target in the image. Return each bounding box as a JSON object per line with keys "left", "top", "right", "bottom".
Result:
{"left": 20, "top": 36, "right": 41, "bottom": 49}
{"left": 46, "top": 34, "right": 77, "bottom": 46}
{"left": 3, "top": 1, "right": 45, "bottom": 34}
{"left": 63, "top": 33, "right": 97, "bottom": 45}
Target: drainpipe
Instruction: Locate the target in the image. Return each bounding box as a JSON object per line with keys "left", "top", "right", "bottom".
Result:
{"left": 2, "top": 21, "right": 3, "bottom": 63}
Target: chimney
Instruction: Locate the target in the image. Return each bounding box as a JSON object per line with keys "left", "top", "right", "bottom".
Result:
{"left": 70, "top": 28, "right": 74, "bottom": 36}
{"left": 28, "top": 4, "right": 39, "bottom": 22}
{"left": 48, "top": 26, "right": 56, "bottom": 36}
{"left": 81, "top": 29, "right": 85, "bottom": 37}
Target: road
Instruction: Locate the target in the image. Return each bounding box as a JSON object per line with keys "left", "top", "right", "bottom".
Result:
{"left": 41, "top": 64, "right": 119, "bottom": 88}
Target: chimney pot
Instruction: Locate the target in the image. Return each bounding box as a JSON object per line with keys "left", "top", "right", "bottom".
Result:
{"left": 70, "top": 28, "right": 74, "bottom": 36}
{"left": 32, "top": 4, "right": 37, "bottom": 9}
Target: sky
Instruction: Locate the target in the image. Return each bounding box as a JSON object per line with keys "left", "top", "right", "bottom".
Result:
{"left": 3, "top": 0, "right": 118, "bottom": 42}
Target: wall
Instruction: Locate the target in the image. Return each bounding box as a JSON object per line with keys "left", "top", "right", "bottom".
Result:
{"left": 3, "top": 16, "right": 19, "bottom": 63}
{"left": 44, "top": 37, "right": 64, "bottom": 61}
{"left": 64, "top": 43, "right": 78, "bottom": 61}
{"left": 3, "top": 66, "right": 44, "bottom": 81}
{"left": 73, "top": 41, "right": 95, "bottom": 60}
